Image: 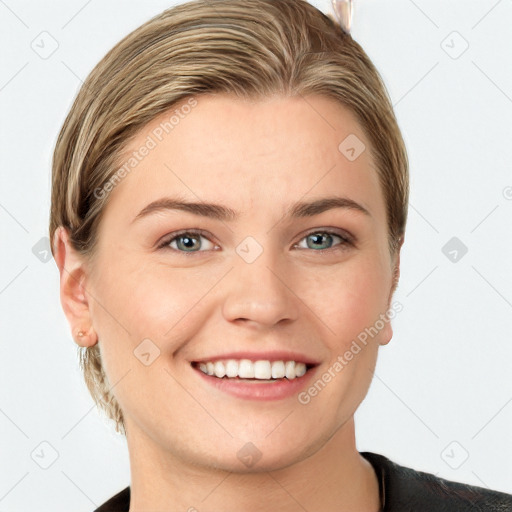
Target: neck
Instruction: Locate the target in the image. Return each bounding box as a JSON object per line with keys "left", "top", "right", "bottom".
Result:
{"left": 127, "top": 419, "right": 380, "bottom": 512}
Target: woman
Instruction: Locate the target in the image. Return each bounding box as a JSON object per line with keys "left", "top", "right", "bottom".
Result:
{"left": 49, "top": 0, "right": 512, "bottom": 510}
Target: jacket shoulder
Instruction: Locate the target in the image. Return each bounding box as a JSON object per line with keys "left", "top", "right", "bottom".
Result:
{"left": 93, "top": 486, "right": 130, "bottom": 512}
{"left": 361, "top": 451, "right": 512, "bottom": 512}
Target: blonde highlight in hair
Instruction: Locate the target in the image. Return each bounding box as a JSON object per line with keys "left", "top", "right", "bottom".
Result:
{"left": 50, "top": 0, "right": 409, "bottom": 435}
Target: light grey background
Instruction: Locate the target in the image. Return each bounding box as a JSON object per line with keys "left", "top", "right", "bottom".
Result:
{"left": 1, "top": 0, "right": 511, "bottom": 510}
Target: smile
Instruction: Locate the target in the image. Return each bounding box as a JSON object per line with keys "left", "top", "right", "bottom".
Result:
{"left": 194, "top": 359, "right": 309, "bottom": 380}
{"left": 191, "top": 357, "right": 319, "bottom": 401}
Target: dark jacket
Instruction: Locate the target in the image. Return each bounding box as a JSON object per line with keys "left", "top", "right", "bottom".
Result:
{"left": 93, "top": 451, "right": 512, "bottom": 511}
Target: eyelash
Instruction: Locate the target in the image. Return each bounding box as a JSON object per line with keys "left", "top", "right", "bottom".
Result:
{"left": 156, "top": 229, "right": 354, "bottom": 255}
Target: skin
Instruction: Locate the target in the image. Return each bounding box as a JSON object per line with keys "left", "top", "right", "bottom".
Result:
{"left": 54, "top": 93, "right": 402, "bottom": 512}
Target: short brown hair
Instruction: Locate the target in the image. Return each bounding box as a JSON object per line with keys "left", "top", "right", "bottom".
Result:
{"left": 50, "top": 0, "right": 409, "bottom": 435}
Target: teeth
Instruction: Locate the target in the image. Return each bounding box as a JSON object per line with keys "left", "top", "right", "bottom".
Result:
{"left": 295, "top": 362, "right": 307, "bottom": 377}
{"left": 196, "top": 359, "right": 311, "bottom": 380}
{"left": 271, "top": 361, "right": 285, "bottom": 379}
{"left": 238, "top": 359, "right": 255, "bottom": 378}
{"left": 214, "top": 361, "right": 226, "bottom": 378}
{"left": 285, "top": 360, "right": 296, "bottom": 379}
{"left": 254, "top": 360, "right": 271, "bottom": 379}
{"left": 225, "top": 359, "right": 238, "bottom": 378}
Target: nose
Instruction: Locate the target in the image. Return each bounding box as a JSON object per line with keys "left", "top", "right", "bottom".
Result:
{"left": 221, "top": 244, "right": 300, "bottom": 329}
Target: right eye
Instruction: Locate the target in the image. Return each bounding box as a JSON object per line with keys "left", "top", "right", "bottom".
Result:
{"left": 157, "top": 230, "right": 218, "bottom": 254}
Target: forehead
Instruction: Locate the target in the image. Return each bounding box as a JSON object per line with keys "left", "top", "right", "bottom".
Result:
{"left": 104, "top": 93, "right": 385, "bottom": 223}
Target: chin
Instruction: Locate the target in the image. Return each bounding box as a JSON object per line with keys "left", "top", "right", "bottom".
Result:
{"left": 194, "top": 429, "right": 328, "bottom": 475}
{"left": 202, "top": 446, "right": 313, "bottom": 475}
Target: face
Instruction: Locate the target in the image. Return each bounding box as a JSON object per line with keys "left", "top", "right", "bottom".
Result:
{"left": 61, "top": 94, "right": 399, "bottom": 472}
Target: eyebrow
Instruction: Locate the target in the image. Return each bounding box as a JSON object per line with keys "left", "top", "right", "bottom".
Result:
{"left": 131, "top": 195, "right": 371, "bottom": 224}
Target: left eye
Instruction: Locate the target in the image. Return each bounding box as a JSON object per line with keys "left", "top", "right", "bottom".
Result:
{"left": 157, "top": 229, "right": 351, "bottom": 254}
{"left": 295, "top": 231, "right": 350, "bottom": 251}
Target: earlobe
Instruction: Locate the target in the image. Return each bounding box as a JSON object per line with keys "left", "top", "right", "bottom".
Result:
{"left": 379, "top": 295, "right": 397, "bottom": 347}
{"left": 381, "top": 236, "right": 404, "bottom": 347}
{"left": 53, "top": 227, "right": 98, "bottom": 348}
{"left": 379, "top": 321, "right": 393, "bottom": 346}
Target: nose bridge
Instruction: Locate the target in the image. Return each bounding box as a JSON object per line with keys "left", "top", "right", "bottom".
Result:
{"left": 221, "top": 235, "right": 299, "bottom": 327}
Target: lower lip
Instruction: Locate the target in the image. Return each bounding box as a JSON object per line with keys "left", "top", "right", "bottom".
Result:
{"left": 193, "top": 365, "right": 318, "bottom": 401}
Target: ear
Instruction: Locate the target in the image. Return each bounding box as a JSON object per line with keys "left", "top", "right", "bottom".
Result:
{"left": 379, "top": 235, "right": 405, "bottom": 346}
{"left": 388, "top": 234, "right": 404, "bottom": 305}
{"left": 53, "top": 226, "right": 98, "bottom": 348}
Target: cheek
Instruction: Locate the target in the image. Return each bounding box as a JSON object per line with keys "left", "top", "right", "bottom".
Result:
{"left": 87, "top": 259, "right": 215, "bottom": 420}
{"left": 299, "top": 255, "right": 392, "bottom": 350}
{"left": 295, "top": 259, "right": 390, "bottom": 423}
{"left": 89, "top": 255, "right": 222, "bottom": 352}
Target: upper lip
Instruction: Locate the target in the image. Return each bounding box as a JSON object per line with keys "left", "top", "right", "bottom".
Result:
{"left": 191, "top": 351, "right": 321, "bottom": 366}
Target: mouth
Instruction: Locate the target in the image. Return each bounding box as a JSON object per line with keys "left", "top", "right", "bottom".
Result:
{"left": 191, "top": 359, "right": 317, "bottom": 382}
{"left": 189, "top": 353, "right": 320, "bottom": 400}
